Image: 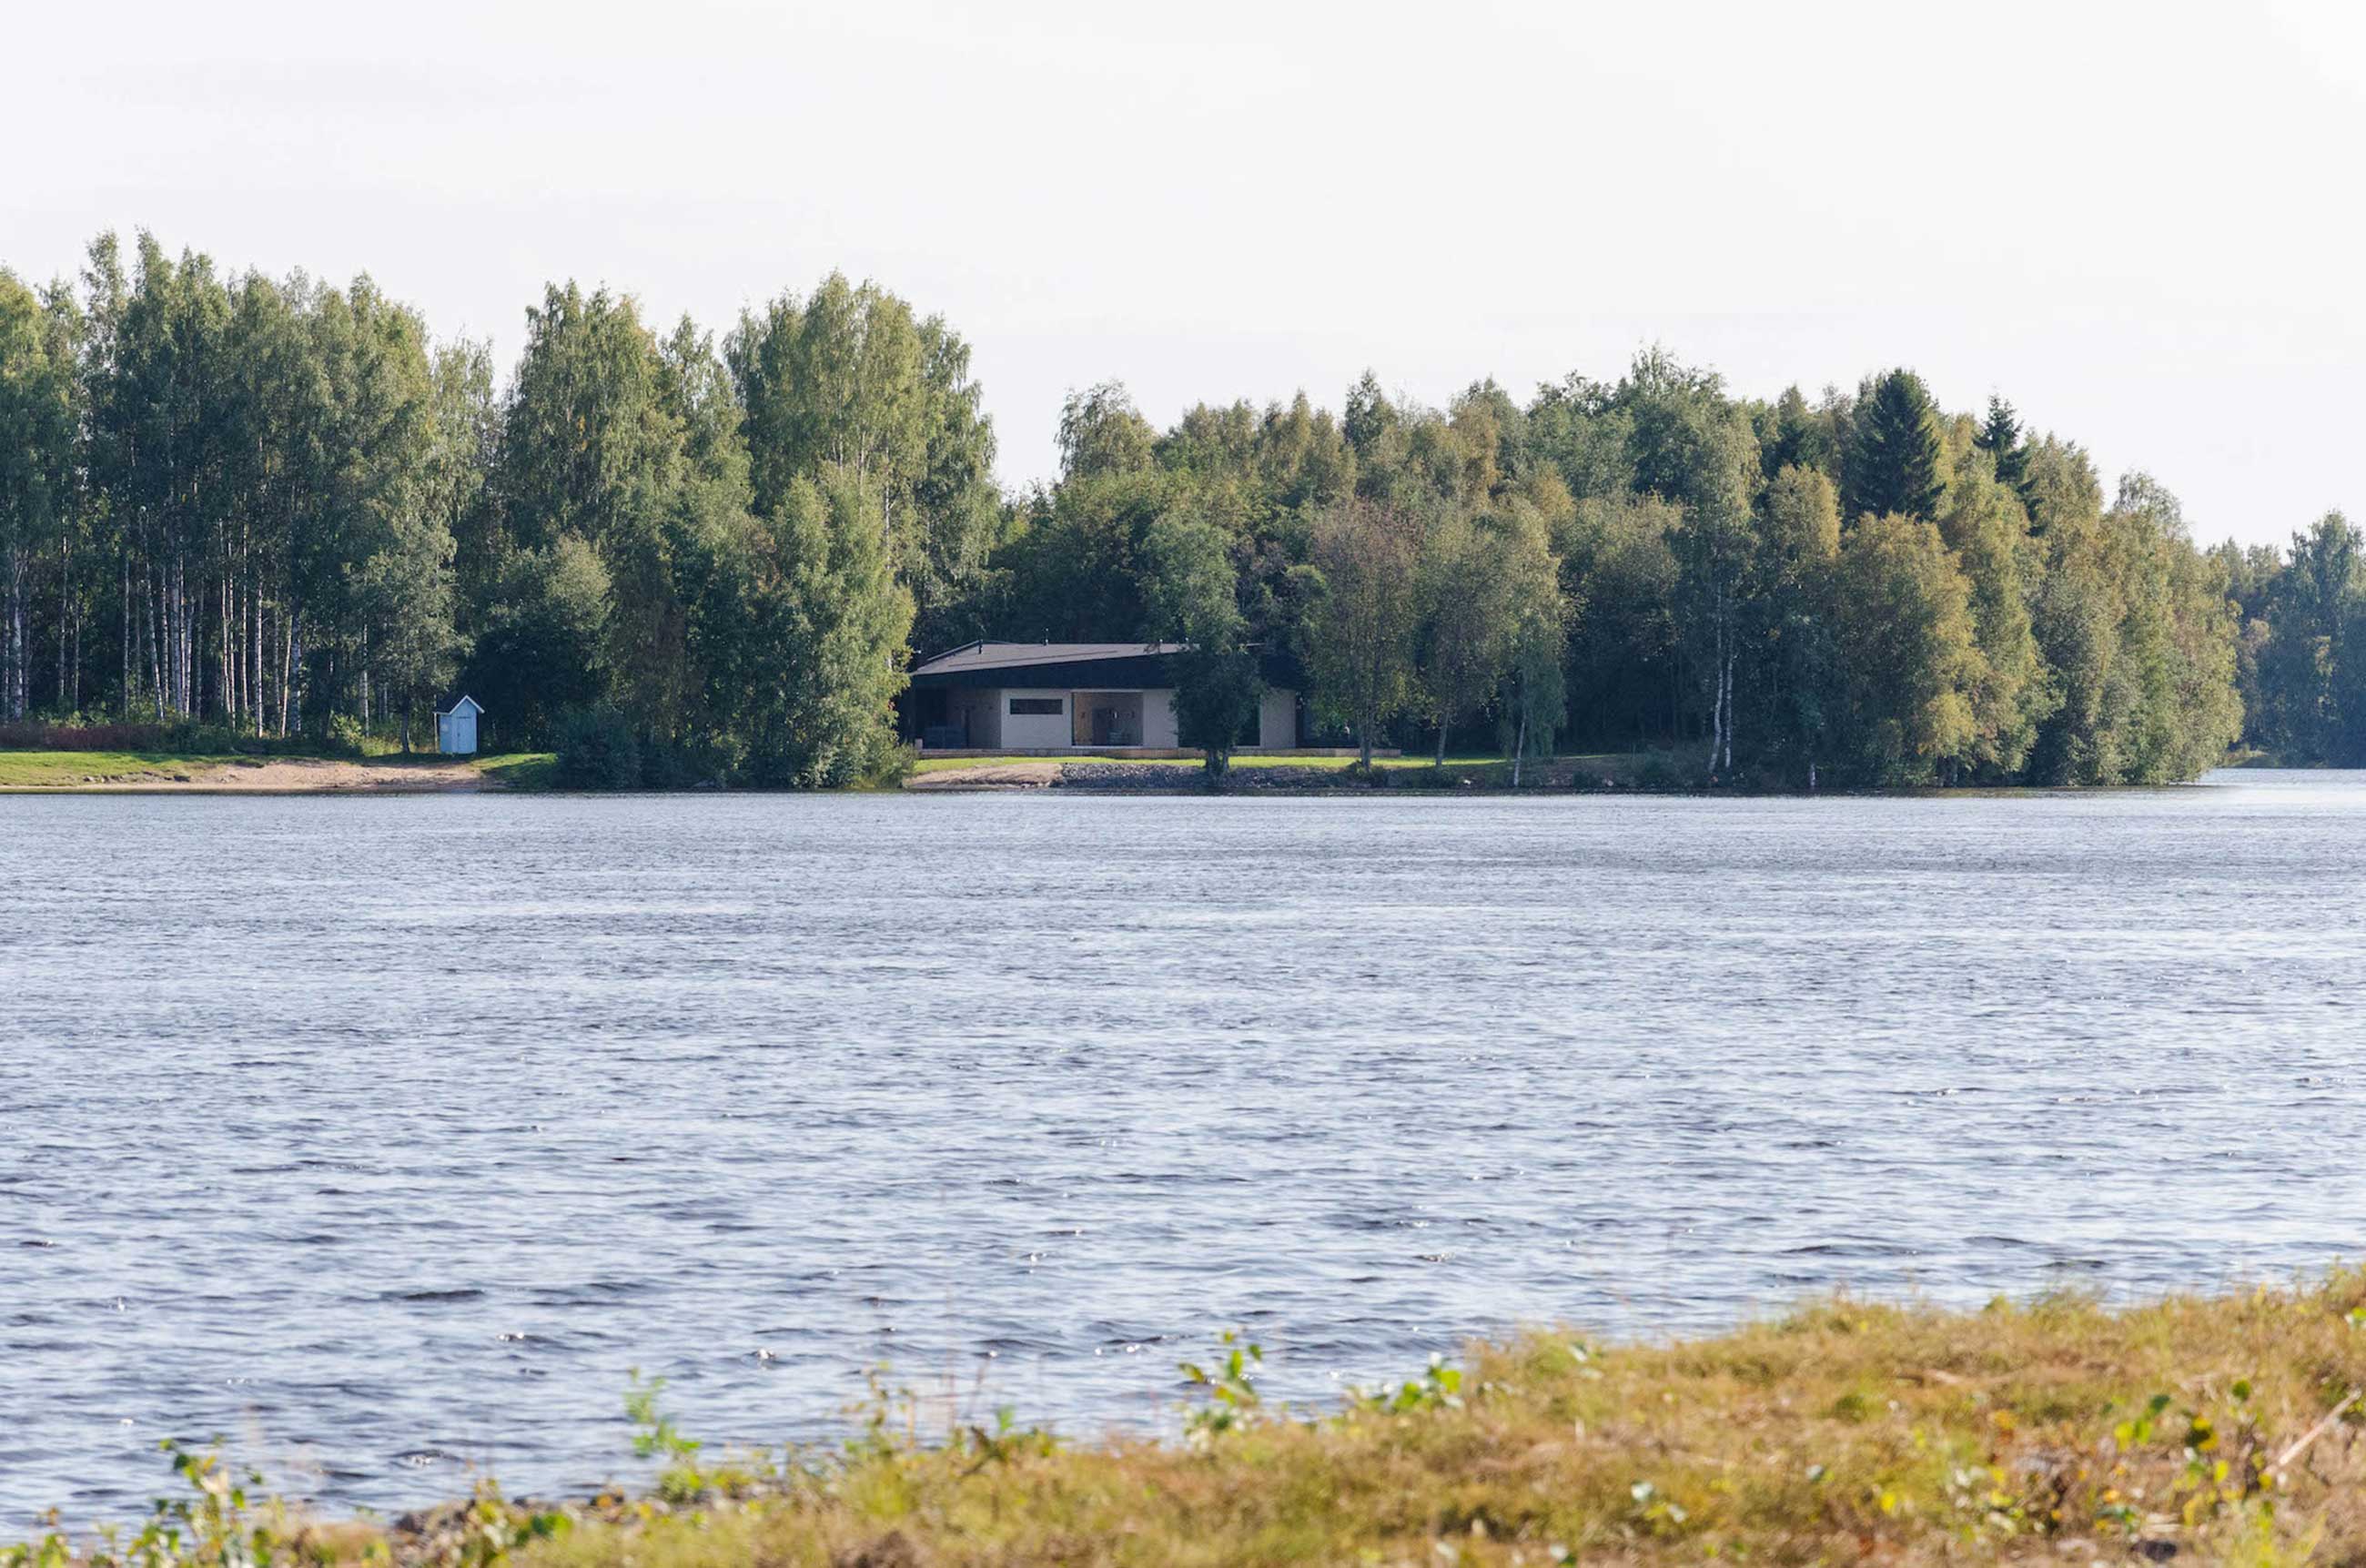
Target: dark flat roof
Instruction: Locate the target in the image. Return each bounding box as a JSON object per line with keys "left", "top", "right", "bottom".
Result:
{"left": 906, "top": 641, "right": 1301, "bottom": 693}
{"left": 910, "top": 642, "right": 1183, "bottom": 677}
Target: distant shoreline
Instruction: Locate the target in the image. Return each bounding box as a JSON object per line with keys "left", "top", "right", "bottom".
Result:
{"left": 2, "top": 748, "right": 2260, "bottom": 796}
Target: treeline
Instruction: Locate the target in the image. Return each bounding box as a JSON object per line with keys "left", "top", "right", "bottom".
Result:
{"left": 0, "top": 233, "right": 988, "bottom": 784}
{"left": 0, "top": 230, "right": 2339, "bottom": 786}
{"left": 988, "top": 358, "right": 2246, "bottom": 785}
{"left": 2217, "top": 515, "right": 2366, "bottom": 765}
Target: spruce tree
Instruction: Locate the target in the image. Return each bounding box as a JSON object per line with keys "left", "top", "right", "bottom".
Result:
{"left": 1974, "top": 395, "right": 2027, "bottom": 495}
{"left": 1842, "top": 369, "right": 1946, "bottom": 524}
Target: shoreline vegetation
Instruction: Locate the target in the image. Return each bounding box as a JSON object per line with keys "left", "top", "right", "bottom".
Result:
{"left": 8, "top": 744, "right": 2302, "bottom": 795}
{"left": 7, "top": 229, "right": 2364, "bottom": 797}
{"left": 3, "top": 744, "right": 2273, "bottom": 796}
{"left": 14, "top": 1279, "right": 2366, "bottom": 1566}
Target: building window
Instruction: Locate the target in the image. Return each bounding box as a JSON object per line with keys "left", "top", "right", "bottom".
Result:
{"left": 1008, "top": 696, "right": 1063, "bottom": 715}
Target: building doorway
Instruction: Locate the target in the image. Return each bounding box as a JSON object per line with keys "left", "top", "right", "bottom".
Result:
{"left": 1071, "top": 691, "right": 1143, "bottom": 747}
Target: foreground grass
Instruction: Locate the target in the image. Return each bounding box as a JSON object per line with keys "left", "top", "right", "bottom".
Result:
{"left": 515, "top": 1285, "right": 2366, "bottom": 1566}
{"left": 24, "top": 1280, "right": 2366, "bottom": 1567}
{"left": 0, "top": 749, "right": 234, "bottom": 786}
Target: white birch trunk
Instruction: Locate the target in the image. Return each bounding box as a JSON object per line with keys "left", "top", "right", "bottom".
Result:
{"left": 1722, "top": 651, "right": 1734, "bottom": 774}
{"left": 147, "top": 556, "right": 163, "bottom": 719}
{"left": 1706, "top": 613, "right": 1724, "bottom": 780}
{"left": 251, "top": 582, "right": 263, "bottom": 737}
{"left": 279, "top": 607, "right": 298, "bottom": 737}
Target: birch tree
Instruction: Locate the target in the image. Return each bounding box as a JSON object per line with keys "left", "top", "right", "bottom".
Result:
{"left": 0, "top": 272, "right": 77, "bottom": 720}
{"left": 1415, "top": 506, "right": 1518, "bottom": 764}
{"left": 1142, "top": 500, "right": 1261, "bottom": 779}
{"left": 1303, "top": 496, "right": 1423, "bottom": 767}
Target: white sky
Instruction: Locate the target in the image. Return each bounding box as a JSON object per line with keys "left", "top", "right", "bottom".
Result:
{"left": 8, "top": 0, "right": 2361, "bottom": 548}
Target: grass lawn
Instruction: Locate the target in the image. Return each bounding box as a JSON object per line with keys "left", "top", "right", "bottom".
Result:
{"left": 0, "top": 749, "right": 233, "bottom": 787}
{"left": 911, "top": 752, "right": 1618, "bottom": 775}
{"left": 473, "top": 751, "right": 559, "bottom": 789}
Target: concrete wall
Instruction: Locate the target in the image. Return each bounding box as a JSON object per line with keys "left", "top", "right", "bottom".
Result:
{"left": 1255, "top": 688, "right": 1298, "bottom": 750}
{"left": 1142, "top": 688, "right": 1178, "bottom": 748}
{"left": 999, "top": 688, "right": 1072, "bottom": 749}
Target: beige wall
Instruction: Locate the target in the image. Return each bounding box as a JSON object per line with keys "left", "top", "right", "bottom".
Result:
{"left": 998, "top": 688, "right": 1073, "bottom": 749}
{"left": 1142, "top": 689, "right": 1178, "bottom": 748}
{"left": 1255, "top": 688, "right": 1298, "bottom": 749}
{"left": 935, "top": 683, "right": 1238, "bottom": 750}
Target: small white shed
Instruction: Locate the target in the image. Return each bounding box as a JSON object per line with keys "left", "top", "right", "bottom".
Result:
{"left": 436, "top": 695, "right": 483, "bottom": 755}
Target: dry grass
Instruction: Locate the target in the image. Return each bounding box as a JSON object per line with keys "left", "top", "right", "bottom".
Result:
{"left": 500, "top": 1280, "right": 2366, "bottom": 1568}
{"left": 25, "top": 1281, "right": 2366, "bottom": 1568}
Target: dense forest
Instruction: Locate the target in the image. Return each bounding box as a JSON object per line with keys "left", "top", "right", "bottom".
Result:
{"left": 0, "top": 232, "right": 2356, "bottom": 786}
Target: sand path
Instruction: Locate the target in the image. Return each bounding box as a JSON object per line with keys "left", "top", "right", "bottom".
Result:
{"left": 21, "top": 756, "right": 494, "bottom": 792}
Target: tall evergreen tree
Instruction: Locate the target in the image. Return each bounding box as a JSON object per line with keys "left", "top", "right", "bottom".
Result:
{"left": 1973, "top": 395, "right": 2027, "bottom": 495}
{"left": 1842, "top": 369, "right": 1946, "bottom": 525}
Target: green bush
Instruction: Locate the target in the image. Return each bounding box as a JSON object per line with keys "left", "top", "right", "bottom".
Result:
{"left": 554, "top": 706, "right": 641, "bottom": 790}
{"left": 860, "top": 740, "right": 919, "bottom": 790}
{"left": 1636, "top": 752, "right": 1687, "bottom": 792}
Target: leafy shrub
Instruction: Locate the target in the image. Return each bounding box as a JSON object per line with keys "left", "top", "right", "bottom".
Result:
{"left": 857, "top": 739, "right": 917, "bottom": 790}
{"left": 1637, "top": 752, "right": 1686, "bottom": 791}
{"left": 1179, "top": 1330, "right": 1263, "bottom": 1446}
{"left": 0, "top": 719, "right": 170, "bottom": 750}
{"left": 554, "top": 706, "right": 641, "bottom": 790}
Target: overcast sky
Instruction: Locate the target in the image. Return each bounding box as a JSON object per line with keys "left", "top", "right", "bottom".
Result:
{"left": 7, "top": 0, "right": 2360, "bottom": 546}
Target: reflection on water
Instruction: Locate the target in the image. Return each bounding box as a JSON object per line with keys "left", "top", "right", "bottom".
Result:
{"left": 4, "top": 770, "right": 2363, "bottom": 1518}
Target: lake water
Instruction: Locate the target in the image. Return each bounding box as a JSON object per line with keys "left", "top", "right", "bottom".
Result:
{"left": 5, "top": 771, "right": 2364, "bottom": 1522}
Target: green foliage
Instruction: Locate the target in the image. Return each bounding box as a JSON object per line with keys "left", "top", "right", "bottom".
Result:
{"left": 1414, "top": 507, "right": 1519, "bottom": 764}
{"left": 553, "top": 705, "right": 641, "bottom": 790}
{"left": 715, "top": 474, "right": 915, "bottom": 788}
{"left": 1937, "top": 453, "right": 2052, "bottom": 777}
{"left": 1843, "top": 369, "right": 1947, "bottom": 524}
{"left": 1178, "top": 1330, "right": 1264, "bottom": 1445}
{"left": 464, "top": 538, "right": 612, "bottom": 747}
{"left": 0, "top": 228, "right": 2292, "bottom": 790}
{"left": 984, "top": 470, "right": 1173, "bottom": 643}
{"left": 623, "top": 1371, "right": 708, "bottom": 1503}
{"left": 1828, "top": 513, "right": 1982, "bottom": 784}
{"left": 1140, "top": 502, "right": 1261, "bottom": 778}
{"left": 1301, "top": 497, "right": 1425, "bottom": 766}
{"left": 1360, "top": 1353, "right": 1467, "bottom": 1416}
{"left": 1975, "top": 394, "right": 2028, "bottom": 495}
{"left": 1056, "top": 382, "right": 1158, "bottom": 481}
{"left": 727, "top": 275, "right": 996, "bottom": 651}
{"left": 2237, "top": 510, "right": 2365, "bottom": 764}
